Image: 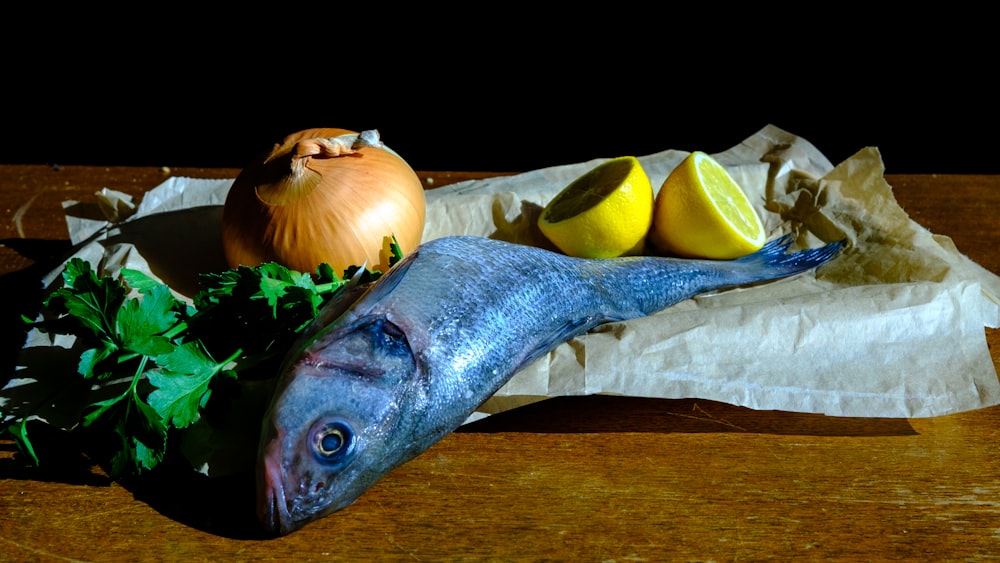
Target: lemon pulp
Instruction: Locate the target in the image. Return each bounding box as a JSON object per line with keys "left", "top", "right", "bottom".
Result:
{"left": 649, "top": 151, "right": 765, "bottom": 259}
{"left": 538, "top": 156, "right": 654, "bottom": 259}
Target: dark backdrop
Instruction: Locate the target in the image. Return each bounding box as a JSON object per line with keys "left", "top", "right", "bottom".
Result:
{"left": 3, "top": 15, "right": 996, "bottom": 176}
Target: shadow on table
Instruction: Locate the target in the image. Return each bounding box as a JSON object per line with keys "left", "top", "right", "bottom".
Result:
{"left": 1, "top": 436, "right": 269, "bottom": 540}
{"left": 125, "top": 461, "right": 265, "bottom": 540}
{"left": 458, "top": 395, "right": 918, "bottom": 437}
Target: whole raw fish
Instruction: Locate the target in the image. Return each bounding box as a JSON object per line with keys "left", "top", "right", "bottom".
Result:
{"left": 257, "top": 234, "right": 845, "bottom": 534}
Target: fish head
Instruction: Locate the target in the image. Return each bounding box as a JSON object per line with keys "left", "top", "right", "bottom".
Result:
{"left": 257, "top": 315, "right": 418, "bottom": 535}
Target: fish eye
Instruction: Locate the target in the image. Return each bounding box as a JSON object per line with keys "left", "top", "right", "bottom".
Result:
{"left": 310, "top": 420, "right": 357, "bottom": 466}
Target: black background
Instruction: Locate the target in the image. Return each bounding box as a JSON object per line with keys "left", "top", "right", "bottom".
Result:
{"left": 3, "top": 12, "right": 996, "bottom": 175}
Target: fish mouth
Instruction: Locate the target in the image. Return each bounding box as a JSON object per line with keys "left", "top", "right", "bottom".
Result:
{"left": 258, "top": 453, "right": 295, "bottom": 535}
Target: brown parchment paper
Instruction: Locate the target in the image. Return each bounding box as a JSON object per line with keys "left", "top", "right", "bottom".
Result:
{"left": 14, "top": 124, "right": 1000, "bottom": 421}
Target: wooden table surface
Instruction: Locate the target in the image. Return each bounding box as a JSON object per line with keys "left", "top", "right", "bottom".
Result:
{"left": 1, "top": 165, "right": 999, "bottom": 561}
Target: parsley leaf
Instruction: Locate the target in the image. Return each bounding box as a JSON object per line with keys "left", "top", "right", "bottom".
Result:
{"left": 148, "top": 342, "right": 238, "bottom": 429}
{"left": 118, "top": 284, "right": 182, "bottom": 357}
{"left": 49, "top": 258, "right": 128, "bottom": 343}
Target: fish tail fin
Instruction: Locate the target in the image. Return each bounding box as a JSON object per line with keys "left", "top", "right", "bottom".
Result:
{"left": 734, "top": 233, "right": 847, "bottom": 282}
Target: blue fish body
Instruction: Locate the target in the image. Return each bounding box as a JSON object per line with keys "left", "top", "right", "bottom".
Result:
{"left": 257, "top": 234, "right": 845, "bottom": 534}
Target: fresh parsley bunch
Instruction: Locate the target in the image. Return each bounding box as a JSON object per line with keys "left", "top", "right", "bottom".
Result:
{"left": 5, "top": 241, "right": 401, "bottom": 478}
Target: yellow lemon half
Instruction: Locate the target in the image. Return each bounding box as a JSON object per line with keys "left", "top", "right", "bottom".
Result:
{"left": 648, "top": 151, "right": 765, "bottom": 259}
{"left": 538, "top": 156, "right": 654, "bottom": 259}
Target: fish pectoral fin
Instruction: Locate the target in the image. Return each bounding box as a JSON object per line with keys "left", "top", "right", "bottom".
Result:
{"left": 516, "top": 314, "right": 614, "bottom": 371}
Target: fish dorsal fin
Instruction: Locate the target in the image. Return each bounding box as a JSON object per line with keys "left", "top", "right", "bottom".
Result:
{"left": 351, "top": 249, "right": 415, "bottom": 311}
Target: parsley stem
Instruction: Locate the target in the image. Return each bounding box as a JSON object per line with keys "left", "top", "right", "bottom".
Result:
{"left": 163, "top": 321, "right": 188, "bottom": 341}
{"left": 314, "top": 280, "right": 349, "bottom": 294}
{"left": 130, "top": 354, "right": 150, "bottom": 395}
{"left": 220, "top": 347, "right": 243, "bottom": 369}
{"left": 117, "top": 352, "right": 140, "bottom": 364}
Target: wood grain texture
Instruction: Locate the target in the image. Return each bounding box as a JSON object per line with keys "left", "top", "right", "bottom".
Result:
{"left": 1, "top": 166, "right": 999, "bottom": 561}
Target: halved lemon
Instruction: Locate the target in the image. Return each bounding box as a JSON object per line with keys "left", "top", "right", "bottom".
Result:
{"left": 648, "top": 151, "right": 765, "bottom": 259}
{"left": 538, "top": 156, "right": 654, "bottom": 259}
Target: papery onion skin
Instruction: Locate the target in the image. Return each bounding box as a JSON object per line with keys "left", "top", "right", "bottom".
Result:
{"left": 221, "top": 128, "right": 426, "bottom": 275}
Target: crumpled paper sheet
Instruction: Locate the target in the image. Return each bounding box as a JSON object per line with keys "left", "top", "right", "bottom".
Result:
{"left": 423, "top": 125, "right": 1000, "bottom": 418}
{"left": 14, "top": 124, "right": 1000, "bottom": 421}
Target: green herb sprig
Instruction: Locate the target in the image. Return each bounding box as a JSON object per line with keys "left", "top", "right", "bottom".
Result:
{"left": 5, "top": 239, "right": 403, "bottom": 478}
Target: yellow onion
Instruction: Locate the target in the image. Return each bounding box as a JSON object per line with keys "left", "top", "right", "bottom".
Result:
{"left": 221, "top": 128, "right": 426, "bottom": 275}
